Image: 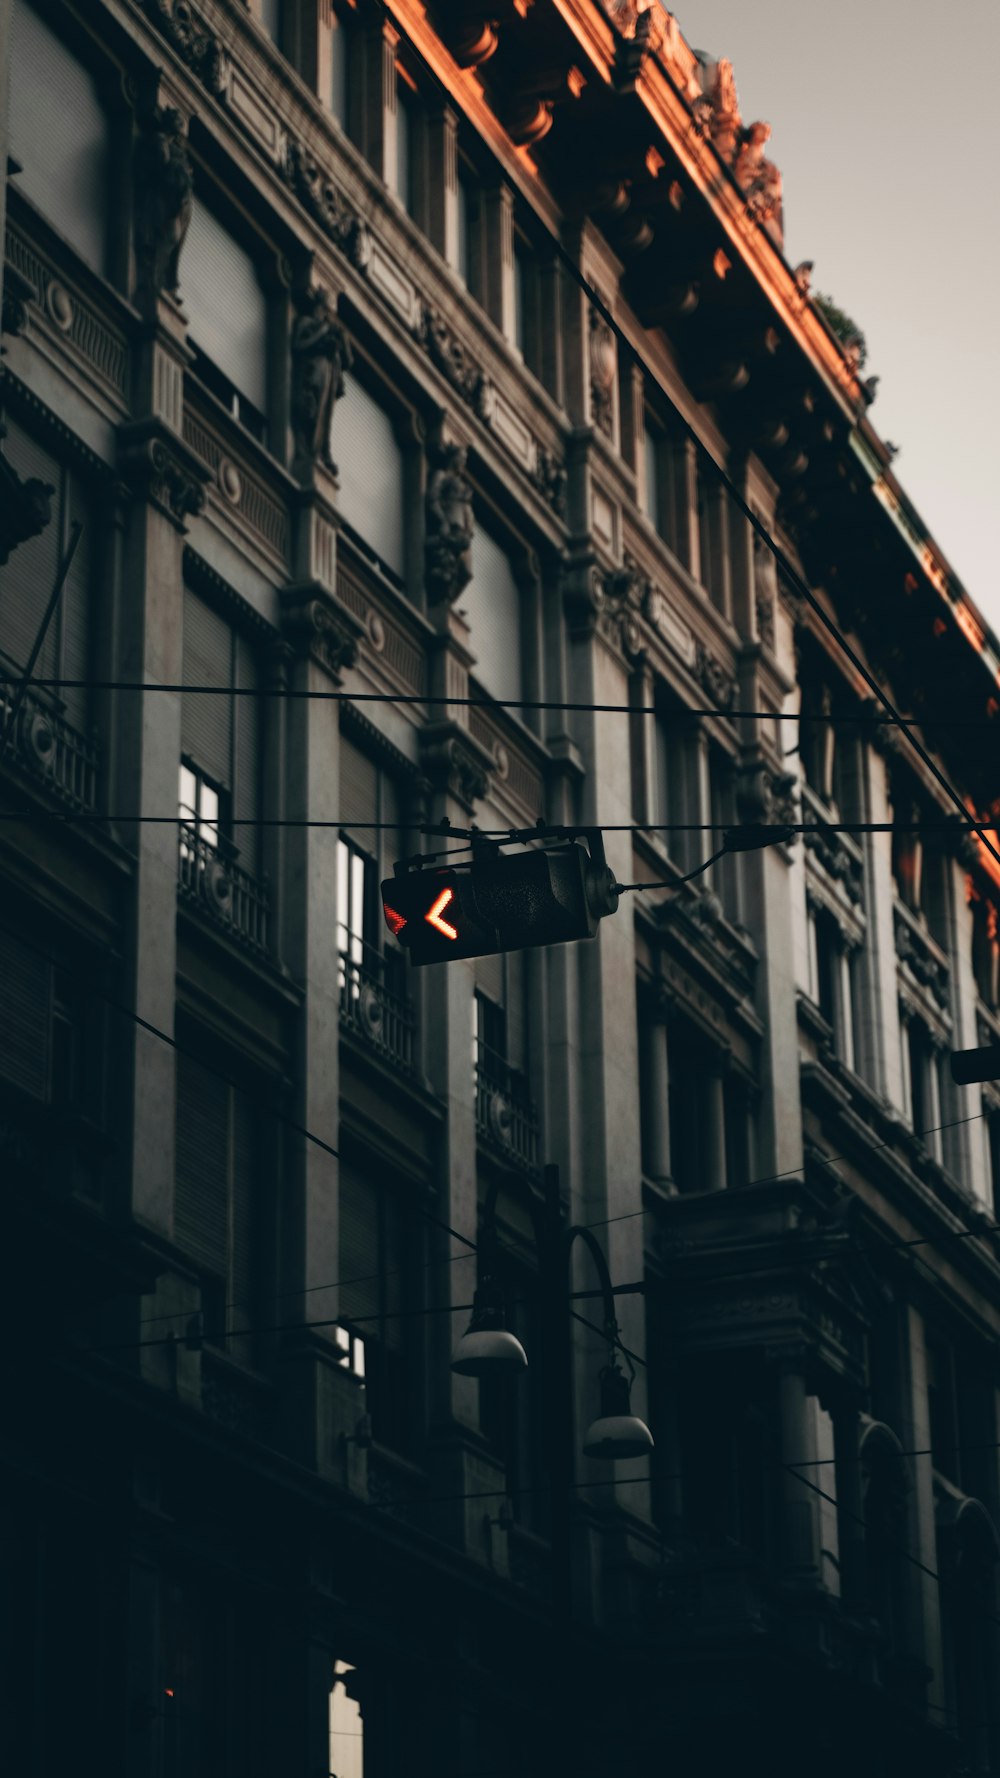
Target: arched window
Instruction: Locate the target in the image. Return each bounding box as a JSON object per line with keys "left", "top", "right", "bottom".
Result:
{"left": 8, "top": 0, "right": 108, "bottom": 274}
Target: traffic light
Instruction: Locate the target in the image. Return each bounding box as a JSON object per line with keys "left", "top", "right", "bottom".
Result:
{"left": 381, "top": 835, "right": 619, "bottom": 965}
{"left": 950, "top": 1044, "right": 1000, "bottom": 1086}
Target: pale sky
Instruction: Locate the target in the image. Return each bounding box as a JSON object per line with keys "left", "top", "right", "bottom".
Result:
{"left": 673, "top": 0, "right": 1000, "bottom": 639}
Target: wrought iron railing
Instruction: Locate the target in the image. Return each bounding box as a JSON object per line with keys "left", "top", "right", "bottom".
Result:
{"left": 474, "top": 1044, "right": 539, "bottom": 1171}
{"left": 0, "top": 674, "right": 98, "bottom": 809}
{"left": 338, "top": 949, "right": 416, "bottom": 1072}
{"left": 177, "top": 822, "right": 270, "bottom": 954}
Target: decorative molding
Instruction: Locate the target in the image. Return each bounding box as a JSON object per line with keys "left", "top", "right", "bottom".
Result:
{"left": 2, "top": 374, "right": 117, "bottom": 483}
{"left": 181, "top": 405, "right": 289, "bottom": 561}
{"left": 894, "top": 906, "right": 950, "bottom": 1014}
{"left": 1, "top": 262, "right": 34, "bottom": 339}
{"left": 181, "top": 546, "right": 278, "bottom": 644}
{"left": 601, "top": 556, "right": 649, "bottom": 661}
{"left": 413, "top": 304, "right": 492, "bottom": 418}
{"left": 418, "top": 722, "right": 492, "bottom": 813}
{"left": 118, "top": 429, "right": 207, "bottom": 528}
{"left": 140, "top": 0, "right": 230, "bottom": 98}
{"left": 588, "top": 304, "right": 616, "bottom": 437}
{"left": 6, "top": 223, "right": 128, "bottom": 398}
{"left": 280, "top": 583, "right": 362, "bottom": 683}
{"left": 531, "top": 446, "right": 568, "bottom": 516}
{"left": 281, "top": 140, "right": 371, "bottom": 269}
{"left": 335, "top": 555, "right": 426, "bottom": 697}
{"left": 694, "top": 641, "right": 737, "bottom": 712}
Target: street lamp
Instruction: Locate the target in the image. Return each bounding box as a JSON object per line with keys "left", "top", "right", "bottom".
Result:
{"left": 451, "top": 1168, "right": 653, "bottom": 1461}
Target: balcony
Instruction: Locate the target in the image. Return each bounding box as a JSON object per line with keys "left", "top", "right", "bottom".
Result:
{"left": 339, "top": 948, "right": 416, "bottom": 1074}
{"left": 0, "top": 673, "right": 98, "bottom": 810}
{"left": 474, "top": 1044, "right": 539, "bottom": 1173}
{"left": 177, "top": 823, "right": 270, "bottom": 955}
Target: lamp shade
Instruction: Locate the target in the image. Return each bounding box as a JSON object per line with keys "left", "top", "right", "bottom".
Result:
{"left": 451, "top": 1284, "right": 528, "bottom": 1378}
{"left": 582, "top": 1363, "right": 654, "bottom": 1460}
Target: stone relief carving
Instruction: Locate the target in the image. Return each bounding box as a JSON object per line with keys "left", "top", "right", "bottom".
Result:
{"left": 133, "top": 106, "right": 194, "bottom": 304}
{"left": 753, "top": 525, "right": 779, "bottom": 651}
{"left": 589, "top": 306, "right": 616, "bottom": 437}
{"left": 602, "top": 557, "right": 649, "bottom": 660}
{"left": 281, "top": 141, "right": 370, "bottom": 269}
{"left": 531, "top": 447, "right": 568, "bottom": 516}
{"left": 141, "top": 0, "right": 229, "bottom": 96}
{"left": 425, "top": 438, "right": 474, "bottom": 606}
{"left": 279, "top": 588, "right": 360, "bottom": 684}
{"left": 120, "top": 435, "right": 207, "bottom": 527}
{"left": 414, "top": 305, "right": 492, "bottom": 418}
{"left": 290, "top": 286, "right": 353, "bottom": 479}
{"left": 695, "top": 641, "right": 737, "bottom": 711}
{"left": 418, "top": 726, "right": 491, "bottom": 813}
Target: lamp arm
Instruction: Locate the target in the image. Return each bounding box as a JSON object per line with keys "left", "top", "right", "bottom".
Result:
{"left": 563, "top": 1224, "right": 618, "bottom": 1332}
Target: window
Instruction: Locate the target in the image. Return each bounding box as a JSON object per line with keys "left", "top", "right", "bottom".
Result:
{"left": 651, "top": 708, "right": 699, "bottom": 874}
{"left": 456, "top": 167, "right": 478, "bottom": 291}
{"left": 643, "top": 406, "right": 683, "bottom": 555}
{"left": 0, "top": 927, "right": 106, "bottom": 1134}
{"left": 8, "top": 0, "right": 108, "bottom": 274}
{"left": 812, "top": 1398, "right": 840, "bottom": 1595}
{"left": 512, "top": 241, "right": 527, "bottom": 358}
{"left": 338, "top": 735, "right": 403, "bottom": 970}
{"left": 258, "top": 0, "right": 282, "bottom": 42}
{"left": 0, "top": 416, "right": 93, "bottom": 742}
{"left": 394, "top": 79, "right": 414, "bottom": 214}
{"left": 180, "top": 589, "right": 261, "bottom": 875}
{"left": 463, "top": 524, "right": 523, "bottom": 705}
{"left": 174, "top": 1047, "right": 260, "bottom": 1359}
{"left": 986, "top": 1105, "right": 1000, "bottom": 1219}
{"left": 329, "top": 1662, "right": 364, "bottom": 1778}
{"left": 328, "top": 10, "right": 351, "bottom": 128}
{"left": 667, "top": 1014, "right": 726, "bottom": 1194}
{"left": 473, "top": 958, "right": 536, "bottom": 1170}
{"left": 180, "top": 197, "right": 269, "bottom": 442}
{"left": 926, "top": 1338, "right": 960, "bottom": 1482}
{"left": 903, "top": 1015, "right": 945, "bottom": 1159}
{"left": 971, "top": 892, "right": 999, "bottom": 1009}
{"left": 709, "top": 746, "right": 740, "bottom": 921}
{"left": 696, "top": 460, "right": 730, "bottom": 617}
{"left": 809, "top": 903, "right": 858, "bottom": 1070}
{"left": 332, "top": 376, "right": 406, "bottom": 580}
{"left": 338, "top": 1162, "right": 420, "bottom": 1453}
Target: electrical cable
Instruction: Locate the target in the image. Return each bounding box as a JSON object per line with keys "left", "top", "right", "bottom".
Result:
{"left": 0, "top": 808, "right": 994, "bottom": 840}
{"left": 10, "top": 675, "right": 1000, "bottom": 731}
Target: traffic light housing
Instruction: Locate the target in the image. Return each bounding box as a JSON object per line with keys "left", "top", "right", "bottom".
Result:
{"left": 381, "top": 836, "right": 619, "bottom": 965}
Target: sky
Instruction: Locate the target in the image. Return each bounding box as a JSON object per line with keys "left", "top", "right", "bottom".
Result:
{"left": 672, "top": 0, "right": 1000, "bottom": 637}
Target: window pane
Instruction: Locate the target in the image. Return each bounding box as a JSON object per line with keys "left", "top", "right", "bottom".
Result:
{"left": 179, "top": 764, "right": 198, "bottom": 821}
{"left": 456, "top": 178, "right": 471, "bottom": 285}
{"left": 395, "top": 90, "right": 411, "bottom": 212}
{"left": 329, "top": 14, "right": 349, "bottom": 125}
{"left": 200, "top": 783, "right": 219, "bottom": 848}
{"left": 644, "top": 424, "right": 660, "bottom": 534}
{"left": 259, "top": 0, "right": 281, "bottom": 40}
{"left": 464, "top": 526, "right": 522, "bottom": 704}
{"left": 513, "top": 248, "right": 526, "bottom": 356}
{"left": 329, "top": 1664, "right": 364, "bottom": 1778}
{"left": 181, "top": 198, "right": 268, "bottom": 413}
{"left": 337, "top": 838, "right": 350, "bottom": 959}
{"left": 350, "top": 853, "right": 366, "bottom": 965}
{"left": 333, "top": 380, "right": 405, "bottom": 577}
{"left": 9, "top": 0, "right": 107, "bottom": 273}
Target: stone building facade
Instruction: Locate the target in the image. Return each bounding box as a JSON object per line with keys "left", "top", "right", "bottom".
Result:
{"left": 2, "top": 0, "right": 1000, "bottom": 1773}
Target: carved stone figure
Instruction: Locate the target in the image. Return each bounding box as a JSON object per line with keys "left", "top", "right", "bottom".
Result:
{"left": 134, "top": 106, "right": 194, "bottom": 303}
{"left": 425, "top": 440, "right": 474, "bottom": 604}
{"left": 290, "top": 286, "right": 352, "bottom": 477}
{"left": 706, "top": 59, "right": 741, "bottom": 159}
{"left": 734, "top": 121, "right": 771, "bottom": 191}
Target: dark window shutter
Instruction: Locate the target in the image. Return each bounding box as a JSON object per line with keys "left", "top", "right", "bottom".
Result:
{"left": 233, "top": 635, "right": 260, "bottom": 873}
{"left": 474, "top": 952, "right": 503, "bottom": 1005}
{"left": 180, "top": 198, "right": 268, "bottom": 412}
{"left": 506, "top": 951, "right": 526, "bottom": 1071}
{"left": 182, "top": 589, "right": 232, "bottom": 787}
{"left": 8, "top": 0, "right": 108, "bottom": 273}
{"left": 0, "top": 928, "right": 49, "bottom": 1098}
{"left": 381, "top": 1192, "right": 406, "bottom": 1352}
{"left": 175, "top": 1051, "right": 228, "bottom": 1274}
{"left": 0, "top": 419, "right": 60, "bottom": 680}
{"left": 331, "top": 379, "right": 405, "bottom": 577}
{"left": 339, "top": 736, "right": 378, "bottom": 833}
{"left": 339, "top": 1166, "right": 379, "bottom": 1327}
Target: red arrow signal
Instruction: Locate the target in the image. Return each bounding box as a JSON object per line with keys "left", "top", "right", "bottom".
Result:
{"left": 425, "top": 887, "right": 458, "bottom": 940}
